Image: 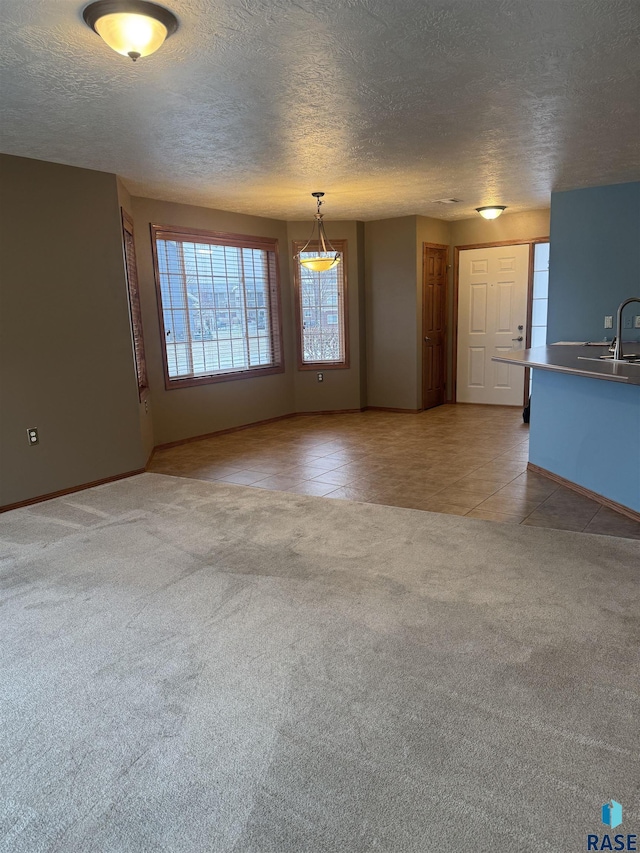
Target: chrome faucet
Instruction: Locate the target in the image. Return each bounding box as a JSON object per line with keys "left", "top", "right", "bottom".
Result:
{"left": 613, "top": 297, "right": 640, "bottom": 360}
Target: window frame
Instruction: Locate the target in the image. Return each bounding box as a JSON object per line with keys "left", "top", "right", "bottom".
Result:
{"left": 151, "top": 224, "right": 284, "bottom": 390}
{"left": 121, "top": 209, "right": 149, "bottom": 401}
{"left": 292, "top": 239, "right": 350, "bottom": 370}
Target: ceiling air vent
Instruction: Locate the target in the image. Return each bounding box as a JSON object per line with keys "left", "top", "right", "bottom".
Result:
{"left": 432, "top": 198, "right": 462, "bottom": 205}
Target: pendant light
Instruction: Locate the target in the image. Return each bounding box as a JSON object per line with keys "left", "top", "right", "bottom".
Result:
{"left": 83, "top": 0, "right": 179, "bottom": 62}
{"left": 295, "top": 193, "right": 340, "bottom": 273}
{"left": 476, "top": 205, "right": 507, "bottom": 220}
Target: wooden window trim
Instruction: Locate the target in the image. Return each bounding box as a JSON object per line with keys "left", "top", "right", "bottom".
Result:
{"left": 151, "top": 224, "right": 285, "bottom": 390}
{"left": 121, "top": 209, "right": 149, "bottom": 401}
{"left": 292, "top": 239, "right": 350, "bottom": 370}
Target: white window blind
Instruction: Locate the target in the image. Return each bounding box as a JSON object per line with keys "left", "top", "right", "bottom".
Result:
{"left": 152, "top": 226, "right": 283, "bottom": 387}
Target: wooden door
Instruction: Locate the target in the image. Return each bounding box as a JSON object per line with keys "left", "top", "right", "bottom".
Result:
{"left": 456, "top": 244, "right": 529, "bottom": 405}
{"left": 422, "top": 245, "right": 448, "bottom": 409}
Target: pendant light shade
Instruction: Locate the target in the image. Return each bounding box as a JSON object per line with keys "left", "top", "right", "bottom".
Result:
{"left": 299, "top": 256, "right": 339, "bottom": 273}
{"left": 83, "top": 0, "right": 179, "bottom": 61}
{"left": 295, "top": 193, "right": 340, "bottom": 273}
{"left": 476, "top": 205, "right": 507, "bottom": 220}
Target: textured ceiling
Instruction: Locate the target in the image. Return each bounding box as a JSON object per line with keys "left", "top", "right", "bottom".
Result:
{"left": 1, "top": 0, "right": 639, "bottom": 220}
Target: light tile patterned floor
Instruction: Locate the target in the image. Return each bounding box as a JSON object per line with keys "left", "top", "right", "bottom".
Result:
{"left": 148, "top": 405, "right": 640, "bottom": 540}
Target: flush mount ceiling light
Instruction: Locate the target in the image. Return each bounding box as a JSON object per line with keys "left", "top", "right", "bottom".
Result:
{"left": 476, "top": 205, "right": 507, "bottom": 220}
{"left": 294, "top": 193, "right": 341, "bottom": 273}
{"left": 83, "top": 0, "right": 179, "bottom": 62}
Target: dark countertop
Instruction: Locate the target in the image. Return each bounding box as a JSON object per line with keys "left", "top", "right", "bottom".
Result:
{"left": 492, "top": 345, "right": 640, "bottom": 386}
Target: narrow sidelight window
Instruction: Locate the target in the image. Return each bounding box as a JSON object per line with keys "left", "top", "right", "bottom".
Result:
{"left": 293, "top": 240, "right": 349, "bottom": 369}
{"left": 151, "top": 225, "right": 283, "bottom": 389}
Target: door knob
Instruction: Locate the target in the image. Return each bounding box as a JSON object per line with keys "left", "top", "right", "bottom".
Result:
{"left": 512, "top": 336, "right": 523, "bottom": 342}
{"left": 424, "top": 336, "right": 431, "bottom": 342}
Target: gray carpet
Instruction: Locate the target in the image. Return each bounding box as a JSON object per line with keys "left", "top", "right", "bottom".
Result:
{"left": 1, "top": 473, "right": 638, "bottom": 853}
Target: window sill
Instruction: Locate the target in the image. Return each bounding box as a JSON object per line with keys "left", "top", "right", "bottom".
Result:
{"left": 298, "top": 361, "right": 350, "bottom": 371}
{"left": 164, "top": 364, "right": 285, "bottom": 390}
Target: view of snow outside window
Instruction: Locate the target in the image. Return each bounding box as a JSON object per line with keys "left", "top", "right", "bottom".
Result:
{"left": 531, "top": 242, "right": 550, "bottom": 348}
{"left": 530, "top": 241, "right": 550, "bottom": 394}
{"left": 156, "top": 239, "right": 273, "bottom": 378}
{"left": 299, "top": 252, "right": 345, "bottom": 363}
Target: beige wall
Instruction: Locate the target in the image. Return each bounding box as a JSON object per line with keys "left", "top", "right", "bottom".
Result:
{"left": 0, "top": 152, "right": 553, "bottom": 506}
{"left": 0, "top": 155, "right": 144, "bottom": 506}
{"left": 356, "top": 222, "right": 368, "bottom": 408}
{"left": 365, "top": 217, "right": 420, "bottom": 409}
{"left": 450, "top": 208, "right": 550, "bottom": 248}
{"left": 364, "top": 215, "right": 453, "bottom": 411}
{"left": 416, "top": 216, "right": 451, "bottom": 249}
{"left": 446, "top": 209, "right": 550, "bottom": 399}
{"left": 132, "top": 197, "right": 296, "bottom": 446}
{"left": 414, "top": 211, "right": 551, "bottom": 405}
{"left": 286, "top": 219, "right": 366, "bottom": 412}
{"left": 416, "top": 217, "right": 452, "bottom": 403}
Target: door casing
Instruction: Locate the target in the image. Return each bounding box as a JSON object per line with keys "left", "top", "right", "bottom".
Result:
{"left": 421, "top": 242, "right": 449, "bottom": 410}
{"left": 452, "top": 237, "right": 549, "bottom": 405}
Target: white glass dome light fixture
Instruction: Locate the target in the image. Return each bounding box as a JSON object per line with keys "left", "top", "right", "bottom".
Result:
{"left": 295, "top": 193, "right": 341, "bottom": 273}
{"left": 476, "top": 205, "right": 507, "bottom": 220}
{"left": 83, "top": 0, "right": 179, "bottom": 62}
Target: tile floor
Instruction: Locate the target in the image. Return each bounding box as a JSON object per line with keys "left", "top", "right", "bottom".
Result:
{"left": 148, "top": 405, "right": 640, "bottom": 540}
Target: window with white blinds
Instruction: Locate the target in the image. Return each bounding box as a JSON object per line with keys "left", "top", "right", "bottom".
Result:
{"left": 293, "top": 240, "right": 349, "bottom": 369}
{"left": 151, "top": 226, "right": 283, "bottom": 388}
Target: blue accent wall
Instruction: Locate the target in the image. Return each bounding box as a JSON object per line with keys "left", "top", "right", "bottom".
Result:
{"left": 547, "top": 182, "right": 640, "bottom": 344}
{"left": 529, "top": 370, "right": 640, "bottom": 512}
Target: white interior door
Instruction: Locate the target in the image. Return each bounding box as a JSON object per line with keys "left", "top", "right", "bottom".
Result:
{"left": 456, "top": 244, "right": 529, "bottom": 405}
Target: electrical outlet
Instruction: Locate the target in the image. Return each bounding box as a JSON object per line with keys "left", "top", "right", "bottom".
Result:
{"left": 604, "top": 315, "right": 613, "bottom": 329}
{"left": 317, "top": 372, "right": 324, "bottom": 383}
{"left": 634, "top": 315, "right": 640, "bottom": 329}
{"left": 27, "top": 427, "right": 39, "bottom": 446}
{"left": 623, "top": 316, "right": 632, "bottom": 329}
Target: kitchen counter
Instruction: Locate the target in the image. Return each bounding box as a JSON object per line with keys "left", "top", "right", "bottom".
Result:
{"left": 492, "top": 345, "right": 640, "bottom": 385}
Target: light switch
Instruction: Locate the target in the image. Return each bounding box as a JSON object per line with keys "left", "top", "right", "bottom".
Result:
{"left": 604, "top": 316, "right": 613, "bottom": 329}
